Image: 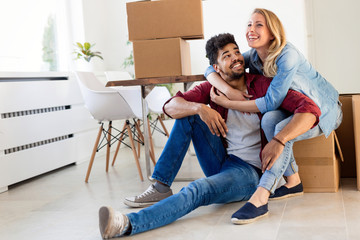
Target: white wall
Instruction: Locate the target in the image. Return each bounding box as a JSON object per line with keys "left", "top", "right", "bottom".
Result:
{"left": 192, "top": 0, "right": 307, "bottom": 75}
{"left": 305, "top": 0, "right": 360, "bottom": 94}
{"left": 80, "top": 0, "right": 360, "bottom": 93}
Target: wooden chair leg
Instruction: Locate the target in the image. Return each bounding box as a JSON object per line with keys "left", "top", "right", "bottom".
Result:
{"left": 126, "top": 123, "right": 144, "bottom": 181}
{"left": 112, "top": 121, "right": 127, "bottom": 166}
{"left": 85, "top": 124, "right": 103, "bottom": 183}
{"left": 147, "top": 118, "right": 157, "bottom": 166}
{"left": 134, "top": 119, "right": 143, "bottom": 159}
{"left": 106, "top": 121, "right": 112, "bottom": 172}
{"left": 158, "top": 115, "right": 170, "bottom": 137}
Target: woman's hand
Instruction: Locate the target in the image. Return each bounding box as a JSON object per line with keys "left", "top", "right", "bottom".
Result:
{"left": 225, "top": 87, "right": 252, "bottom": 101}
{"left": 210, "top": 87, "right": 231, "bottom": 108}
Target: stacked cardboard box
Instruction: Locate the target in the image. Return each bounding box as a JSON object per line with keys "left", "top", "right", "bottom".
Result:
{"left": 126, "top": 0, "right": 204, "bottom": 78}
{"left": 336, "top": 95, "right": 360, "bottom": 190}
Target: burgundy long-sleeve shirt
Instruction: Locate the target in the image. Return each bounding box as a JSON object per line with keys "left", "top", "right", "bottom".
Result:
{"left": 163, "top": 73, "right": 321, "bottom": 156}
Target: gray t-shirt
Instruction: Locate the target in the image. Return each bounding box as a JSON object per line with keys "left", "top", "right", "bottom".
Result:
{"left": 226, "top": 109, "right": 261, "bottom": 169}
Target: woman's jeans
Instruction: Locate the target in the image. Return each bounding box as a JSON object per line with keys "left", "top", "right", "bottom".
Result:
{"left": 127, "top": 115, "right": 259, "bottom": 235}
{"left": 259, "top": 103, "right": 343, "bottom": 193}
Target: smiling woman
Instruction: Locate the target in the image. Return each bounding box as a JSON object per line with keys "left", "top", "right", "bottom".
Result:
{"left": 0, "top": 0, "right": 78, "bottom": 72}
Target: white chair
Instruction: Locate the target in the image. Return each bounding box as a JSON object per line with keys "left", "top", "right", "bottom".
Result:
{"left": 105, "top": 71, "right": 171, "bottom": 160}
{"left": 74, "top": 71, "right": 145, "bottom": 182}
{"left": 146, "top": 85, "right": 171, "bottom": 138}
{"left": 105, "top": 71, "right": 171, "bottom": 136}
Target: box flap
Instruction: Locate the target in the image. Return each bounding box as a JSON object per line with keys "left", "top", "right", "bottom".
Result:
{"left": 333, "top": 131, "right": 344, "bottom": 162}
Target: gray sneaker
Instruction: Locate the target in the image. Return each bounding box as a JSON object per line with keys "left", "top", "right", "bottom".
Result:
{"left": 99, "top": 206, "right": 129, "bottom": 239}
{"left": 124, "top": 184, "right": 173, "bottom": 208}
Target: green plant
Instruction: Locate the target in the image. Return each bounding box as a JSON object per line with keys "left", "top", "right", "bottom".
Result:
{"left": 122, "top": 41, "right": 134, "bottom": 69}
{"left": 42, "top": 15, "right": 58, "bottom": 71}
{"left": 73, "top": 42, "right": 103, "bottom": 62}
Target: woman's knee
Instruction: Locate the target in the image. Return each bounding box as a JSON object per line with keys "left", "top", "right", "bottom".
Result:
{"left": 261, "top": 111, "right": 288, "bottom": 140}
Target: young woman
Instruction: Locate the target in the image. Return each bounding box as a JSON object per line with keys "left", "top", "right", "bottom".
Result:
{"left": 205, "top": 8, "right": 342, "bottom": 217}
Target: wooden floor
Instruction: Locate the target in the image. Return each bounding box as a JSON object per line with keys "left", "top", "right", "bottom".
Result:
{"left": 0, "top": 147, "right": 360, "bottom": 240}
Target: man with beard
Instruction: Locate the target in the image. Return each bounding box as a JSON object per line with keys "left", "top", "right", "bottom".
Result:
{"left": 97, "top": 33, "right": 320, "bottom": 238}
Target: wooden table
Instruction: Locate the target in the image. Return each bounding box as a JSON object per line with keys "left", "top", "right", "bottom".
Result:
{"left": 106, "top": 75, "right": 206, "bottom": 181}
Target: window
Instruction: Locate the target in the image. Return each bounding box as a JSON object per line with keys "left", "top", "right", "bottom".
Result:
{"left": 0, "top": 0, "right": 76, "bottom": 72}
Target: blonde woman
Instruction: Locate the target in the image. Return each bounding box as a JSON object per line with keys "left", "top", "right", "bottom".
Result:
{"left": 205, "top": 8, "right": 342, "bottom": 221}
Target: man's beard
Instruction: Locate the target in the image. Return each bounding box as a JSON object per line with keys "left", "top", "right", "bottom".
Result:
{"left": 230, "top": 71, "right": 244, "bottom": 79}
{"left": 219, "top": 68, "right": 244, "bottom": 80}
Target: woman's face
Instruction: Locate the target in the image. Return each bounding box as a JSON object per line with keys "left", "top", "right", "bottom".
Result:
{"left": 246, "top": 13, "right": 274, "bottom": 51}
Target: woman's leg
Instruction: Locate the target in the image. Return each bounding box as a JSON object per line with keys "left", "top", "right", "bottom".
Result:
{"left": 261, "top": 110, "right": 290, "bottom": 141}
{"left": 152, "top": 115, "right": 226, "bottom": 186}
{"left": 128, "top": 156, "right": 259, "bottom": 235}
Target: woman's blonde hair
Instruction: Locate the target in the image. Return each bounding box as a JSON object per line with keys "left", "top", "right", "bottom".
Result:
{"left": 252, "top": 8, "right": 287, "bottom": 77}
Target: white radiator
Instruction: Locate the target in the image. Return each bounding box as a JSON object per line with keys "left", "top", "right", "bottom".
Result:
{"left": 0, "top": 72, "right": 99, "bottom": 192}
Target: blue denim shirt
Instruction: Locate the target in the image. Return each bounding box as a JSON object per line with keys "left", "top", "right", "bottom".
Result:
{"left": 204, "top": 42, "right": 340, "bottom": 137}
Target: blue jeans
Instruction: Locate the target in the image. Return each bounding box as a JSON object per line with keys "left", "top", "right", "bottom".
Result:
{"left": 127, "top": 115, "right": 259, "bottom": 235}
{"left": 259, "top": 104, "right": 343, "bottom": 193}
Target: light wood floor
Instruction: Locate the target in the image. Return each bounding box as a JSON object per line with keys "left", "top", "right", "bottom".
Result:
{"left": 0, "top": 147, "right": 359, "bottom": 240}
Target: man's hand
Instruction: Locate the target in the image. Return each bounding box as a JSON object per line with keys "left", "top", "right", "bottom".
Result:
{"left": 198, "top": 104, "right": 228, "bottom": 137}
{"left": 261, "top": 139, "right": 285, "bottom": 172}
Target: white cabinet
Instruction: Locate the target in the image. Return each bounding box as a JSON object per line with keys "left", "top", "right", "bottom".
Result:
{"left": 0, "top": 72, "right": 98, "bottom": 192}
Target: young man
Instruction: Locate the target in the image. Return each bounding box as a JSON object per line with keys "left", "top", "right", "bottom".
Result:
{"left": 98, "top": 33, "right": 320, "bottom": 238}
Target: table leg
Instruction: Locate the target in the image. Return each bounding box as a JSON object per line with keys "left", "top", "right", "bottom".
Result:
{"left": 141, "top": 86, "right": 154, "bottom": 181}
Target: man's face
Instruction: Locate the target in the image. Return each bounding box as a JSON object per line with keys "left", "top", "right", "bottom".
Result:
{"left": 213, "top": 43, "right": 245, "bottom": 82}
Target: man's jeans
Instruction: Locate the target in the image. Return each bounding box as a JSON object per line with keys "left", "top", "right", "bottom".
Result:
{"left": 127, "top": 115, "right": 259, "bottom": 235}
{"left": 259, "top": 104, "right": 343, "bottom": 193}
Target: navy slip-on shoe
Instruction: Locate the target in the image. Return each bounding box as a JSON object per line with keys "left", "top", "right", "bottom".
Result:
{"left": 231, "top": 202, "right": 269, "bottom": 225}
{"left": 269, "top": 182, "right": 303, "bottom": 201}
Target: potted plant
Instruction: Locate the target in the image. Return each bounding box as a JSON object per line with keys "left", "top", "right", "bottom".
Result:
{"left": 73, "top": 42, "right": 103, "bottom": 62}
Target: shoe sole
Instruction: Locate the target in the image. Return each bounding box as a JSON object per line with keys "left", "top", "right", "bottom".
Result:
{"left": 99, "top": 206, "right": 114, "bottom": 239}
{"left": 231, "top": 211, "right": 269, "bottom": 225}
{"left": 123, "top": 199, "right": 158, "bottom": 208}
{"left": 269, "top": 191, "right": 303, "bottom": 201}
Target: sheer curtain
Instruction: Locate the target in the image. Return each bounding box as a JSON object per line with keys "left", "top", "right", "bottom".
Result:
{"left": 0, "top": 0, "right": 83, "bottom": 72}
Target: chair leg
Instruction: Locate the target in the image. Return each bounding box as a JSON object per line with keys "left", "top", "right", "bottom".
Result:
{"left": 106, "top": 121, "right": 112, "bottom": 172}
{"left": 158, "top": 115, "right": 170, "bottom": 137}
{"left": 126, "top": 123, "right": 144, "bottom": 181}
{"left": 112, "top": 121, "right": 128, "bottom": 166}
{"left": 85, "top": 124, "right": 103, "bottom": 183}
{"left": 134, "top": 119, "right": 143, "bottom": 159}
{"left": 147, "top": 118, "right": 157, "bottom": 166}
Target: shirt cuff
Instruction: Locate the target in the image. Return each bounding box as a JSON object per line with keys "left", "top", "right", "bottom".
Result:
{"left": 255, "top": 97, "right": 267, "bottom": 114}
{"left": 204, "top": 65, "right": 216, "bottom": 78}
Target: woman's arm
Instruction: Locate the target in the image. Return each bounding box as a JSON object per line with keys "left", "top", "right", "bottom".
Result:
{"left": 255, "top": 46, "right": 300, "bottom": 114}
{"left": 210, "top": 87, "right": 260, "bottom": 112}
{"left": 205, "top": 66, "right": 249, "bottom": 101}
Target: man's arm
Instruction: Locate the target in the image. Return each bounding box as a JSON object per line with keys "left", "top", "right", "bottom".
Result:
{"left": 260, "top": 89, "right": 321, "bottom": 172}
{"left": 261, "top": 112, "right": 316, "bottom": 172}
{"left": 164, "top": 96, "right": 228, "bottom": 137}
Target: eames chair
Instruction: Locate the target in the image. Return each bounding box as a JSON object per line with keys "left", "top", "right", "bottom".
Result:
{"left": 105, "top": 71, "right": 171, "bottom": 161}
{"left": 74, "top": 71, "right": 145, "bottom": 182}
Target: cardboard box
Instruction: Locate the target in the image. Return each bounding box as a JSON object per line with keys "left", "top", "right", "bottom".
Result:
{"left": 127, "top": 0, "right": 204, "bottom": 41}
{"left": 336, "top": 95, "right": 360, "bottom": 190}
{"left": 133, "top": 38, "right": 191, "bottom": 78}
{"left": 293, "top": 131, "right": 343, "bottom": 192}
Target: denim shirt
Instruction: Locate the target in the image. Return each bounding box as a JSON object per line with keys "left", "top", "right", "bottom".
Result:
{"left": 204, "top": 42, "right": 340, "bottom": 137}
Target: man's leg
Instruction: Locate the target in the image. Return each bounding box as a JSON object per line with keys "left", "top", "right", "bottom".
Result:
{"left": 99, "top": 156, "right": 259, "bottom": 237}
{"left": 124, "top": 115, "right": 226, "bottom": 207}
{"left": 152, "top": 115, "right": 226, "bottom": 185}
